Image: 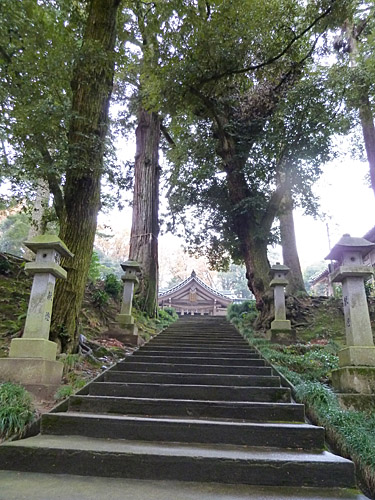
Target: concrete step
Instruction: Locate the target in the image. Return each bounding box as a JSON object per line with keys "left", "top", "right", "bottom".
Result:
{"left": 126, "top": 355, "right": 266, "bottom": 366}
{"left": 150, "top": 341, "right": 249, "bottom": 347}
{"left": 131, "top": 351, "right": 261, "bottom": 359}
{"left": 104, "top": 371, "right": 280, "bottom": 387}
{"left": 88, "top": 382, "right": 291, "bottom": 402}
{"left": 142, "top": 345, "right": 254, "bottom": 353}
{"left": 154, "top": 331, "right": 245, "bottom": 336}
{"left": 68, "top": 396, "right": 305, "bottom": 422}
{"left": 148, "top": 342, "right": 249, "bottom": 349}
{"left": 115, "top": 361, "right": 272, "bottom": 375}
{"left": 0, "top": 471, "right": 368, "bottom": 500}
{"left": 155, "top": 333, "right": 243, "bottom": 338}
{"left": 0, "top": 435, "right": 355, "bottom": 488}
{"left": 41, "top": 413, "right": 325, "bottom": 449}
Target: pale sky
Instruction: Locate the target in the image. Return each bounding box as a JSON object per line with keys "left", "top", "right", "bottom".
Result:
{"left": 294, "top": 159, "right": 375, "bottom": 268}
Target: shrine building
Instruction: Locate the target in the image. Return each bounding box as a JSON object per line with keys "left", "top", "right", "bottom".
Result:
{"left": 159, "top": 271, "right": 233, "bottom": 316}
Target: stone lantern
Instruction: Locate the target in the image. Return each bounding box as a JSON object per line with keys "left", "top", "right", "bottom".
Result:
{"left": 0, "top": 235, "right": 74, "bottom": 399}
{"left": 268, "top": 263, "right": 296, "bottom": 343}
{"left": 326, "top": 234, "right": 375, "bottom": 394}
{"left": 104, "top": 260, "right": 143, "bottom": 346}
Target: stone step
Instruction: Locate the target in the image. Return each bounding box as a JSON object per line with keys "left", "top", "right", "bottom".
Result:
{"left": 155, "top": 333, "right": 243, "bottom": 338}
{"left": 104, "top": 371, "right": 280, "bottom": 387}
{"left": 126, "top": 355, "right": 265, "bottom": 366}
{"left": 0, "top": 471, "right": 368, "bottom": 500}
{"left": 68, "top": 396, "right": 305, "bottom": 422}
{"left": 142, "top": 345, "right": 254, "bottom": 353}
{"left": 153, "top": 332, "right": 245, "bottom": 336}
{"left": 88, "top": 382, "right": 291, "bottom": 402}
{"left": 149, "top": 342, "right": 249, "bottom": 348}
{"left": 114, "top": 361, "right": 271, "bottom": 375}
{"left": 41, "top": 413, "right": 325, "bottom": 449}
{"left": 154, "top": 335, "right": 246, "bottom": 341}
{"left": 0, "top": 435, "right": 355, "bottom": 488}
{"left": 150, "top": 340, "right": 249, "bottom": 347}
{"left": 131, "top": 351, "right": 261, "bottom": 359}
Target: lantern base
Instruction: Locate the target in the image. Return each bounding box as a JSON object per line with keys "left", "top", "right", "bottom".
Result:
{"left": 338, "top": 346, "right": 375, "bottom": 367}
{"left": 9, "top": 338, "right": 58, "bottom": 361}
{"left": 105, "top": 323, "right": 143, "bottom": 347}
{"left": 332, "top": 366, "right": 375, "bottom": 394}
{"left": 116, "top": 313, "right": 134, "bottom": 325}
{"left": 0, "top": 358, "right": 63, "bottom": 399}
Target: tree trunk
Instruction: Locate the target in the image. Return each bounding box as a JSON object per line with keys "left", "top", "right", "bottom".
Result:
{"left": 359, "top": 93, "right": 375, "bottom": 198}
{"left": 51, "top": 0, "right": 121, "bottom": 353}
{"left": 129, "top": 108, "right": 160, "bottom": 318}
{"left": 279, "top": 189, "right": 306, "bottom": 295}
{"left": 224, "top": 158, "right": 271, "bottom": 308}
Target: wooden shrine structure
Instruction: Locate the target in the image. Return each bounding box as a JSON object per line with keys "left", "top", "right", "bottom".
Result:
{"left": 159, "top": 271, "right": 233, "bottom": 316}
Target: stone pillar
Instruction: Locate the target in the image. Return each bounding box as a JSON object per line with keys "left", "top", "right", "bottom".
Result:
{"left": 0, "top": 235, "right": 74, "bottom": 399}
{"left": 268, "top": 263, "right": 296, "bottom": 344}
{"left": 327, "top": 234, "right": 375, "bottom": 395}
{"left": 105, "top": 261, "right": 143, "bottom": 346}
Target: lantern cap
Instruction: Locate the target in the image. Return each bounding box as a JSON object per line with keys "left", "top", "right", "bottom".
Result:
{"left": 120, "top": 260, "right": 141, "bottom": 272}
{"left": 23, "top": 235, "right": 74, "bottom": 258}
{"left": 270, "top": 262, "right": 290, "bottom": 275}
{"left": 325, "top": 234, "right": 375, "bottom": 261}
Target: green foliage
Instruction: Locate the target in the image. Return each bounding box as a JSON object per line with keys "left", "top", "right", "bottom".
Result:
{"left": 162, "top": 307, "right": 179, "bottom": 320}
{"left": 158, "top": 307, "right": 178, "bottom": 326}
{"left": 88, "top": 252, "right": 102, "bottom": 284}
{"left": 104, "top": 273, "right": 122, "bottom": 299}
{"left": 54, "top": 385, "right": 74, "bottom": 401}
{"left": 0, "top": 256, "right": 11, "bottom": 275}
{"left": 0, "top": 213, "right": 30, "bottom": 257}
{"left": 60, "top": 353, "right": 81, "bottom": 375}
{"left": 0, "top": 382, "right": 35, "bottom": 439}
{"left": 92, "top": 290, "right": 109, "bottom": 308}
{"left": 216, "top": 264, "right": 253, "bottom": 299}
{"left": 227, "top": 301, "right": 258, "bottom": 328}
{"left": 295, "top": 381, "right": 375, "bottom": 493}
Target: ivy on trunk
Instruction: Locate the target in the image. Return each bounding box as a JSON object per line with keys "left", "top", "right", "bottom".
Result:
{"left": 50, "top": 0, "right": 121, "bottom": 353}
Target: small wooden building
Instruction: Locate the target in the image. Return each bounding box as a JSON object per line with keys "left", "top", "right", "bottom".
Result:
{"left": 159, "top": 271, "right": 233, "bottom": 316}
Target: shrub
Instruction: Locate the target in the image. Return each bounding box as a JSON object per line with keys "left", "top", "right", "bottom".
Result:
{"left": 0, "top": 382, "right": 35, "bottom": 439}
{"left": 54, "top": 385, "right": 74, "bottom": 401}
{"left": 104, "top": 273, "right": 122, "bottom": 299}
{"left": 92, "top": 289, "right": 109, "bottom": 308}
{"left": 158, "top": 307, "right": 178, "bottom": 327}
{"left": 227, "top": 301, "right": 258, "bottom": 327}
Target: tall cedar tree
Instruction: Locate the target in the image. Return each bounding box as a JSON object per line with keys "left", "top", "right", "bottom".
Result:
{"left": 279, "top": 188, "right": 306, "bottom": 295}
{"left": 128, "top": 2, "right": 161, "bottom": 318}
{"left": 129, "top": 108, "right": 160, "bottom": 317}
{"left": 50, "top": 0, "right": 121, "bottom": 352}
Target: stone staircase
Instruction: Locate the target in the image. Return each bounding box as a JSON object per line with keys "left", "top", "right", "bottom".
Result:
{"left": 0, "top": 317, "right": 368, "bottom": 499}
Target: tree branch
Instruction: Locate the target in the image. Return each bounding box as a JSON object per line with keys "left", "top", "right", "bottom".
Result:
{"left": 160, "top": 122, "right": 175, "bottom": 146}
{"left": 199, "top": 4, "right": 334, "bottom": 84}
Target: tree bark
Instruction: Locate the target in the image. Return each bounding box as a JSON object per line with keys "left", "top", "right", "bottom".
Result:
{"left": 51, "top": 0, "right": 121, "bottom": 352}
{"left": 359, "top": 93, "right": 375, "bottom": 197}
{"left": 224, "top": 154, "right": 271, "bottom": 309}
{"left": 279, "top": 189, "right": 306, "bottom": 295}
{"left": 129, "top": 108, "right": 160, "bottom": 317}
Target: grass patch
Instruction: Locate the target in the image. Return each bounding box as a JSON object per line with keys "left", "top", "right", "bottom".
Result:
{"left": 0, "top": 382, "right": 36, "bottom": 440}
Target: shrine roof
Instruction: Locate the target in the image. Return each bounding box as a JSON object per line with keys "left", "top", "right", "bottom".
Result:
{"left": 159, "top": 271, "right": 232, "bottom": 304}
